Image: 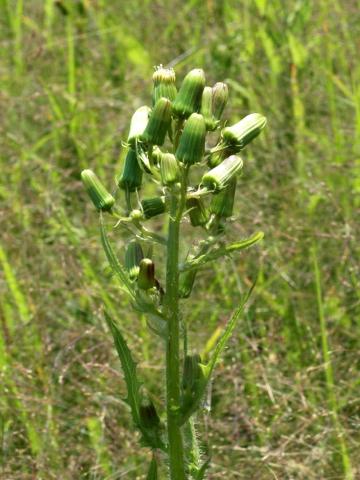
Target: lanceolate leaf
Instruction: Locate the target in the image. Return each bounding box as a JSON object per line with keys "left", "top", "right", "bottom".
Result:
{"left": 179, "top": 280, "right": 256, "bottom": 425}
{"left": 182, "top": 232, "right": 264, "bottom": 272}
{"left": 105, "top": 312, "right": 141, "bottom": 427}
{"left": 195, "top": 458, "right": 211, "bottom": 480}
{"left": 105, "top": 312, "right": 166, "bottom": 451}
{"left": 100, "top": 214, "right": 135, "bottom": 299}
{"left": 146, "top": 455, "right": 158, "bottom": 480}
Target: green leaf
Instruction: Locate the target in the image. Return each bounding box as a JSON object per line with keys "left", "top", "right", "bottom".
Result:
{"left": 182, "top": 232, "right": 264, "bottom": 272}
{"left": 100, "top": 214, "right": 135, "bottom": 299}
{"left": 146, "top": 455, "right": 158, "bottom": 480}
{"left": 179, "top": 281, "right": 256, "bottom": 425}
{"left": 105, "top": 312, "right": 166, "bottom": 451}
{"left": 195, "top": 458, "right": 211, "bottom": 479}
{"left": 105, "top": 312, "right": 141, "bottom": 427}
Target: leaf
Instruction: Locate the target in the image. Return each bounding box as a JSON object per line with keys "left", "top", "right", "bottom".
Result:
{"left": 182, "top": 232, "right": 264, "bottom": 272}
{"left": 105, "top": 312, "right": 141, "bottom": 428}
{"left": 195, "top": 458, "right": 211, "bottom": 480}
{"left": 146, "top": 455, "right": 158, "bottom": 480}
{"left": 179, "top": 281, "right": 256, "bottom": 425}
{"left": 100, "top": 214, "right": 135, "bottom": 299}
{"left": 105, "top": 312, "right": 166, "bottom": 451}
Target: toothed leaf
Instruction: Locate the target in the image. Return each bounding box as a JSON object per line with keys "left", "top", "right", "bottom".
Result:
{"left": 182, "top": 232, "right": 264, "bottom": 272}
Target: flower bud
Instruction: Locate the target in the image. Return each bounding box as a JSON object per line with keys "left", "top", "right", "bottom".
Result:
{"left": 176, "top": 113, "right": 206, "bottom": 165}
{"left": 179, "top": 269, "right": 197, "bottom": 299}
{"left": 160, "top": 153, "right": 180, "bottom": 185}
{"left": 118, "top": 149, "right": 143, "bottom": 192}
{"left": 125, "top": 241, "right": 144, "bottom": 280}
{"left": 141, "top": 97, "right": 172, "bottom": 146}
{"left": 130, "top": 209, "right": 143, "bottom": 221}
{"left": 127, "top": 106, "right": 151, "bottom": 148}
{"left": 81, "top": 169, "right": 115, "bottom": 212}
{"left": 221, "top": 113, "right": 267, "bottom": 150}
{"left": 137, "top": 258, "right": 155, "bottom": 290}
{"left": 182, "top": 354, "right": 204, "bottom": 409}
{"left": 212, "top": 82, "right": 228, "bottom": 121}
{"left": 139, "top": 401, "right": 160, "bottom": 429}
{"left": 151, "top": 146, "right": 163, "bottom": 166}
{"left": 186, "top": 198, "right": 208, "bottom": 227}
{"left": 200, "top": 86, "right": 217, "bottom": 131}
{"left": 141, "top": 196, "right": 166, "bottom": 219}
{"left": 172, "top": 68, "right": 205, "bottom": 118}
{"left": 152, "top": 66, "right": 177, "bottom": 104}
{"left": 208, "top": 147, "right": 232, "bottom": 168}
{"left": 201, "top": 155, "right": 243, "bottom": 191}
{"left": 209, "top": 176, "right": 237, "bottom": 218}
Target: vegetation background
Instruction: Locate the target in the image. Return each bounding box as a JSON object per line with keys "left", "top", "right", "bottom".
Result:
{"left": 1, "top": 0, "right": 359, "bottom": 478}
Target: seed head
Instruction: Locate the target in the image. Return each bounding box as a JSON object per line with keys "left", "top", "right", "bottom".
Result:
{"left": 81, "top": 169, "right": 115, "bottom": 212}
{"left": 141, "top": 97, "right": 172, "bottom": 146}
{"left": 201, "top": 155, "right": 243, "bottom": 191}
{"left": 176, "top": 113, "right": 206, "bottom": 165}
{"left": 172, "top": 68, "right": 205, "bottom": 118}
{"left": 118, "top": 149, "right": 143, "bottom": 192}
{"left": 137, "top": 258, "right": 155, "bottom": 290}
{"left": 221, "top": 113, "right": 267, "bottom": 150}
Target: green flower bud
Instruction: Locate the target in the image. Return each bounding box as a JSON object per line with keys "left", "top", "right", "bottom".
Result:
{"left": 221, "top": 113, "right": 267, "bottom": 150}
{"left": 141, "top": 98, "right": 172, "bottom": 146}
{"left": 127, "top": 106, "right": 151, "bottom": 148}
{"left": 160, "top": 153, "right": 180, "bottom": 185}
{"left": 118, "top": 149, "right": 143, "bottom": 192}
{"left": 81, "top": 169, "right": 115, "bottom": 212}
{"left": 151, "top": 146, "right": 163, "bottom": 166}
{"left": 141, "top": 196, "right": 166, "bottom": 219}
{"left": 201, "top": 155, "right": 243, "bottom": 191}
{"left": 152, "top": 66, "right": 177, "bottom": 104}
{"left": 182, "top": 354, "right": 205, "bottom": 409}
{"left": 137, "top": 258, "right": 155, "bottom": 290}
{"left": 139, "top": 400, "right": 160, "bottom": 429}
{"left": 179, "top": 269, "right": 197, "bottom": 299}
{"left": 176, "top": 113, "right": 206, "bottom": 165}
{"left": 125, "top": 240, "right": 144, "bottom": 280}
{"left": 172, "top": 68, "right": 205, "bottom": 118}
{"left": 130, "top": 209, "right": 143, "bottom": 221}
{"left": 209, "top": 176, "right": 237, "bottom": 218}
{"left": 186, "top": 198, "right": 208, "bottom": 227}
{"left": 212, "top": 82, "right": 228, "bottom": 121}
{"left": 200, "top": 86, "right": 217, "bottom": 131}
{"left": 208, "top": 146, "right": 233, "bottom": 168}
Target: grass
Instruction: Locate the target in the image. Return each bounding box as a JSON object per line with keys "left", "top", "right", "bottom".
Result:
{"left": 0, "top": 1, "right": 359, "bottom": 478}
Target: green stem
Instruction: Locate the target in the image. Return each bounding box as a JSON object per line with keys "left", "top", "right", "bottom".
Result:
{"left": 165, "top": 191, "right": 186, "bottom": 480}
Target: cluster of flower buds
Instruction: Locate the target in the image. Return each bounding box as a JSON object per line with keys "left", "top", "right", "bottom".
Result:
{"left": 81, "top": 66, "right": 266, "bottom": 299}
{"left": 80, "top": 66, "right": 266, "bottom": 473}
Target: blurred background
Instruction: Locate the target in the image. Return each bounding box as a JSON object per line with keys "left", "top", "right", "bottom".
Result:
{"left": 0, "top": 1, "right": 359, "bottom": 478}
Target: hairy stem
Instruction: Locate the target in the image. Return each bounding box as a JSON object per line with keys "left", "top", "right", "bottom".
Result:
{"left": 165, "top": 190, "right": 186, "bottom": 479}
